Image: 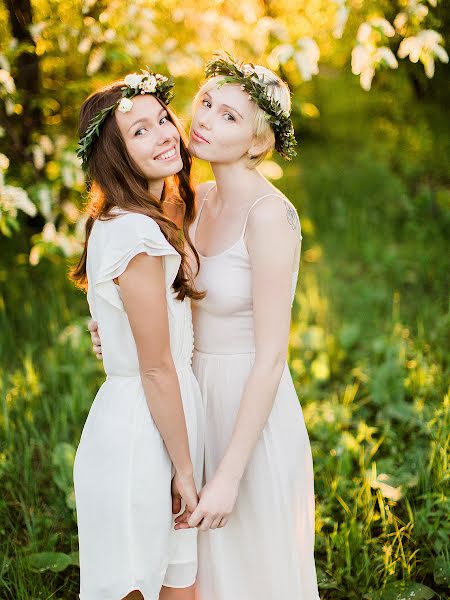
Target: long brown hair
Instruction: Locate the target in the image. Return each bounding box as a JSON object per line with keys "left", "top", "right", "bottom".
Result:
{"left": 70, "top": 81, "right": 204, "bottom": 302}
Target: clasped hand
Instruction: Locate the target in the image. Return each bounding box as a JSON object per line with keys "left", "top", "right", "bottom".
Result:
{"left": 174, "top": 473, "right": 239, "bottom": 531}
{"left": 88, "top": 320, "right": 238, "bottom": 532}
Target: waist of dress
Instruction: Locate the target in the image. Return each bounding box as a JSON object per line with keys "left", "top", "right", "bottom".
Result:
{"left": 193, "top": 347, "right": 256, "bottom": 357}
{"left": 105, "top": 359, "right": 193, "bottom": 378}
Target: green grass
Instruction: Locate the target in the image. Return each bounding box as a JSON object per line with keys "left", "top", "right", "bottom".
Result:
{"left": 1, "top": 71, "right": 449, "bottom": 598}
{"left": 284, "top": 148, "right": 449, "bottom": 598}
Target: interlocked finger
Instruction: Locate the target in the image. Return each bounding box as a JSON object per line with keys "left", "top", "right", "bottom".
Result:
{"left": 210, "top": 516, "right": 222, "bottom": 529}
{"left": 199, "top": 515, "right": 214, "bottom": 531}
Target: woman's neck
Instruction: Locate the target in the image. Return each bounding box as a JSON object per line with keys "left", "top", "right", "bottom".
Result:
{"left": 148, "top": 178, "right": 165, "bottom": 201}
{"left": 211, "top": 162, "right": 266, "bottom": 210}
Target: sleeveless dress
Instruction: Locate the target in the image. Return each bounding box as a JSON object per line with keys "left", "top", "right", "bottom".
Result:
{"left": 190, "top": 185, "right": 320, "bottom": 600}
{"left": 73, "top": 211, "right": 204, "bottom": 600}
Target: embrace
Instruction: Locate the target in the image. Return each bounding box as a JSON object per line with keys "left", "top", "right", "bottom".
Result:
{"left": 70, "top": 54, "right": 320, "bottom": 600}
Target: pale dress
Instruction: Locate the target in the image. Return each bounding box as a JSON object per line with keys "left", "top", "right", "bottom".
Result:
{"left": 190, "top": 185, "right": 320, "bottom": 600}
{"left": 73, "top": 211, "right": 204, "bottom": 600}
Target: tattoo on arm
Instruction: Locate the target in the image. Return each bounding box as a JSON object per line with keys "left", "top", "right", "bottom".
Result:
{"left": 284, "top": 201, "right": 297, "bottom": 230}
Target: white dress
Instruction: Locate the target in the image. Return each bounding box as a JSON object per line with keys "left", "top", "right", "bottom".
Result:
{"left": 190, "top": 186, "right": 320, "bottom": 600}
{"left": 73, "top": 211, "right": 204, "bottom": 600}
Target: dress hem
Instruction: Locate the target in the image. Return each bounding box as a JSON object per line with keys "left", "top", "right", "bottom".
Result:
{"left": 79, "top": 585, "right": 159, "bottom": 600}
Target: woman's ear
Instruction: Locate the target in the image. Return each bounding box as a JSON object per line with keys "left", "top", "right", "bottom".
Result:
{"left": 247, "top": 133, "right": 273, "bottom": 160}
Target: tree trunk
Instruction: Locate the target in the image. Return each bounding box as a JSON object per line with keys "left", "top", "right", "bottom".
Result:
{"left": 4, "top": 0, "right": 42, "bottom": 155}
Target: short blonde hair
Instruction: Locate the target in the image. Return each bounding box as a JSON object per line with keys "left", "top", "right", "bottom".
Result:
{"left": 194, "top": 67, "right": 291, "bottom": 168}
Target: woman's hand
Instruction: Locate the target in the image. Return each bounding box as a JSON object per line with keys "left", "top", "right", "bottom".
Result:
{"left": 171, "top": 469, "right": 199, "bottom": 517}
{"left": 88, "top": 319, "right": 102, "bottom": 359}
{"left": 175, "top": 472, "right": 239, "bottom": 531}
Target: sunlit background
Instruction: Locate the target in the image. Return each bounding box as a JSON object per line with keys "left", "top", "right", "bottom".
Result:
{"left": 0, "top": 1, "right": 449, "bottom": 598}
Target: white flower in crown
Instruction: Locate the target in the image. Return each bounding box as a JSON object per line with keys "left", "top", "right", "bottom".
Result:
{"left": 155, "top": 73, "right": 168, "bottom": 82}
{"left": 242, "top": 63, "right": 255, "bottom": 77}
{"left": 139, "top": 74, "right": 157, "bottom": 93}
{"left": 124, "top": 73, "right": 142, "bottom": 89}
{"left": 118, "top": 97, "right": 133, "bottom": 113}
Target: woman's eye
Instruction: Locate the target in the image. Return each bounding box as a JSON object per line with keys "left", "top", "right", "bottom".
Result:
{"left": 160, "top": 115, "right": 168, "bottom": 125}
{"left": 224, "top": 113, "right": 235, "bottom": 121}
{"left": 135, "top": 127, "right": 146, "bottom": 136}
{"left": 202, "top": 99, "right": 211, "bottom": 108}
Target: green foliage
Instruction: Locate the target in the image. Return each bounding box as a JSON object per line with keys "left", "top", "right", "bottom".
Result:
{"left": 27, "top": 551, "right": 79, "bottom": 574}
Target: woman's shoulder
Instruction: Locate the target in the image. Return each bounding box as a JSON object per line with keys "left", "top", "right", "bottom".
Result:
{"left": 96, "top": 210, "right": 160, "bottom": 232}
{"left": 93, "top": 211, "right": 171, "bottom": 249}
{"left": 248, "top": 189, "right": 301, "bottom": 234}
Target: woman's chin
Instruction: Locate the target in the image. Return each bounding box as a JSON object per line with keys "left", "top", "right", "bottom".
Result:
{"left": 188, "top": 141, "right": 211, "bottom": 161}
{"left": 153, "top": 156, "right": 184, "bottom": 177}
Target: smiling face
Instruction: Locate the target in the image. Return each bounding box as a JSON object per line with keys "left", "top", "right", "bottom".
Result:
{"left": 188, "top": 79, "right": 260, "bottom": 165}
{"left": 115, "top": 94, "right": 183, "bottom": 183}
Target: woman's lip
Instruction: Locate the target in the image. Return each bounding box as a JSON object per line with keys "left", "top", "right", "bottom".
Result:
{"left": 191, "top": 130, "right": 209, "bottom": 144}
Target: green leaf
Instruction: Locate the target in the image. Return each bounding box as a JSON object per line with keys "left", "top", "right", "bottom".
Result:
{"left": 433, "top": 554, "right": 450, "bottom": 585}
{"left": 52, "top": 442, "right": 76, "bottom": 497}
{"left": 373, "top": 581, "right": 436, "bottom": 600}
{"left": 27, "top": 551, "right": 77, "bottom": 573}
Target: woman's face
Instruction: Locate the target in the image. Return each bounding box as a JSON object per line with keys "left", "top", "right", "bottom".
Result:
{"left": 188, "top": 81, "right": 257, "bottom": 164}
{"left": 115, "top": 94, "right": 183, "bottom": 181}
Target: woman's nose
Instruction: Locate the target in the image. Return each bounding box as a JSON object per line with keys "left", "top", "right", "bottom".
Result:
{"left": 156, "top": 131, "right": 173, "bottom": 147}
{"left": 198, "top": 110, "right": 211, "bottom": 130}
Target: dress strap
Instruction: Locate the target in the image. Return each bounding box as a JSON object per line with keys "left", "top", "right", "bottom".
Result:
{"left": 193, "top": 182, "right": 216, "bottom": 237}
{"left": 240, "top": 193, "right": 286, "bottom": 238}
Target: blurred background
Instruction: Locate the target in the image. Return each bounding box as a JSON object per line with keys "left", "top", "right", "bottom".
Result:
{"left": 0, "top": 1, "right": 449, "bottom": 598}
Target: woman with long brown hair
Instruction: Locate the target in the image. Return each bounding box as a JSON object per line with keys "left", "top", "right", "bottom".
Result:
{"left": 71, "top": 70, "right": 204, "bottom": 600}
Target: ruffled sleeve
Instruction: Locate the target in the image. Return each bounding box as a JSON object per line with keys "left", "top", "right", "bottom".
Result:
{"left": 92, "top": 212, "right": 181, "bottom": 311}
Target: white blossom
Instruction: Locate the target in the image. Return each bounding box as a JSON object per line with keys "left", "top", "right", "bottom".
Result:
{"left": 77, "top": 37, "right": 92, "bottom": 55}
{"left": 87, "top": 47, "right": 105, "bottom": 75}
{"left": 242, "top": 64, "right": 255, "bottom": 77}
{"left": 37, "top": 186, "right": 53, "bottom": 221}
{"left": 375, "top": 47, "right": 399, "bottom": 69}
{"left": 357, "top": 23, "right": 372, "bottom": 45}
{"left": 368, "top": 17, "right": 395, "bottom": 37}
{"left": 124, "top": 73, "right": 143, "bottom": 89}
{"left": 398, "top": 29, "right": 449, "bottom": 77}
{"left": 394, "top": 1, "right": 429, "bottom": 34}
{"left": 36, "top": 222, "right": 82, "bottom": 260}
{"left": 104, "top": 29, "right": 116, "bottom": 42}
{"left": 267, "top": 44, "right": 294, "bottom": 69}
{"left": 0, "top": 153, "right": 9, "bottom": 171}
{"left": 42, "top": 221, "right": 57, "bottom": 243}
{"left": 353, "top": 17, "right": 398, "bottom": 90}
{"left": 1, "top": 185, "right": 37, "bottom": 217}
{"left": 118, "top": 97, "right": 133, "bottom": 113}
{"left": 0, "top": 69, "right": 16, "bottom": 94}
{"left": 58, "top": 35, "right": 68, "bottom": 52}
{"left": 39, "top": 135, "right": 54, "bottom": 155}
{"left": 294, "top": 37, "right": 320, "bottom": 81}
{"left": 125, "top": 43, "right": 141, "bottom": 58}
{"left": 0, "top": 54, "right": 10, "bottom": 72}
{"left": 333, "top": 1, "right": 349, "bottom": 39}
{"left": 32, "top": 145, "right": 45, "bottom": 170}
{"left": 139, "top": 74, "right": 157, "bottom": 93}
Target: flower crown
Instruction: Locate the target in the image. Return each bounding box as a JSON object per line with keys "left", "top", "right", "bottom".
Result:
{"left": 77, "top": 68, "right": 174, "bottom": 170}
{"left": 205, "top": 53, "right": 297, "bottom": 160}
